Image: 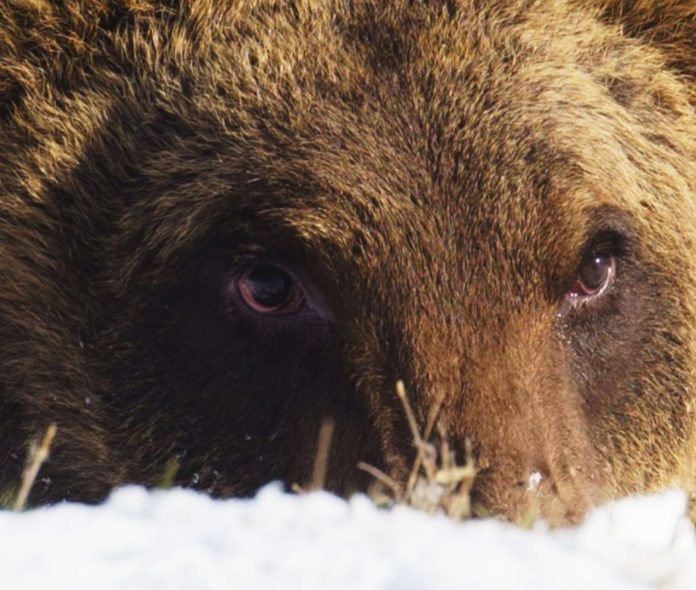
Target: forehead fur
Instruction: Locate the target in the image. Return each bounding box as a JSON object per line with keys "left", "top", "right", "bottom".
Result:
{"left": 0, "top": 3, "right": 693, "bottom": 349}
{"left": 2, "top": 1, "right": 696, "bottom": 303}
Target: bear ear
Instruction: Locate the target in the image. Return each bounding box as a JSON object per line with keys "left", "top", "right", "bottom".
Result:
{"left": 578, "top": 1, "right": 696, "bottom": 89}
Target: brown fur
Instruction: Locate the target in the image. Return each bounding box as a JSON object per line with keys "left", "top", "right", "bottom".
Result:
{"left": 0, "top": 0, "right": 694, "bottom": 524}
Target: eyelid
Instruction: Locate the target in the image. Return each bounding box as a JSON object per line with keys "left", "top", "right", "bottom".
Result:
{"left": 583, "top": 230, "right": 627, "bottom": 259}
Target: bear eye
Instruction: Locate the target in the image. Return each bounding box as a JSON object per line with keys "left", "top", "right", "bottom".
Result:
{"left": 238, "top": 265, "right": 303, "bottom": 314}
{"left": 567, "top": 254, "right": 615, "bottom": 301}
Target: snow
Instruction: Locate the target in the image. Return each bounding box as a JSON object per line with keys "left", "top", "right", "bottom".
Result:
{"left": 526, "top": 471, "right": 543, "bottom": 491}
{"left": 0, "top": 485, "right": 694, "bottom": 590}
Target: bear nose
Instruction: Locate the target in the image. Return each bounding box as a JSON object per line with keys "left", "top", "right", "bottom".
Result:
{"left": 362, "top": 314, "right": 614, "bottom": 525}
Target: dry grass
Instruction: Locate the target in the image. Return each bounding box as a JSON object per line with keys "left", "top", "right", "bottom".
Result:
{"left": 294, "top": 381, "right": 479, "bottom": 519}
{"left": 13, "top": 423, "right": 57, "bottom": 511}
{"left": 292, "top": 416, "right": 336, "bottom": 495}
{"left": 309, "top": 417, "right": 336, "bottom": 492}
{"left": 358, "top": 381, "right": 479, "bottom": 520}
{"left": 157, "top": 457, "right": 181, "bottom": 490}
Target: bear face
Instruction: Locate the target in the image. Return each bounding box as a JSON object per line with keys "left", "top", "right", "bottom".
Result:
{"left": 0, "top": 1, "right": 694, "bottom": 524}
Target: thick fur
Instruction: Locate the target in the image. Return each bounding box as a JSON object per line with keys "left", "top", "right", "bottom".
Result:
{"left": 0, "top": 0, "right": 695, "bottom": 523}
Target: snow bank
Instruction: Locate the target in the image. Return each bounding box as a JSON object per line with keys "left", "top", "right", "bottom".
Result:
{"left": 0, "top": 485, "right": 694, "bottom": 590}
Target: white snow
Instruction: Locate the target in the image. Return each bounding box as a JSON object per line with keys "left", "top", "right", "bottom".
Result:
{"left": 0, "top": 485, "right": 694, "bottom": 590}
{"left": 526, "top": 471, "right": 543, "bottom": 491}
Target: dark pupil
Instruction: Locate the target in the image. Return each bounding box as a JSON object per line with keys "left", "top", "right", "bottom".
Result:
{"left": 247, "top": 266, "right": 293, "bottom": 308}
{"left": 580, "top": 256, "right": 609, "bottom": 290}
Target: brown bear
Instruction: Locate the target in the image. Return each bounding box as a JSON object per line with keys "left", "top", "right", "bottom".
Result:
{"left": 0, "top": 0, "right": 694, "bottom": 524}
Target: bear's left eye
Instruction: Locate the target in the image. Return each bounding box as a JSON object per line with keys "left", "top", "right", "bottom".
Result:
{"left": 238, "top": 265, "right": 303, "bottom": 314}
{"left": 567, "top": 254, "right": 616, "bottom": 302}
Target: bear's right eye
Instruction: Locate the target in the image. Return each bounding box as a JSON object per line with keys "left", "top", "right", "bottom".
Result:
{"left": 578, "top": 254, "right": 615, "bottom": 294}
{"left": 238, "top": 265, "right": 303, "bottom": 314}
{"left": 566, "top": 254, "right": 616, "bottom": 303}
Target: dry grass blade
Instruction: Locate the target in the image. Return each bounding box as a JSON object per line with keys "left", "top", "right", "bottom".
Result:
{"left": 396, "top": 380, "right": 423, "bottom": 448}
{"left": 293, "top": 416, "right": 337, "bottom": 495}
{"left": 403, "top": 382, "right": 447, "bottom": 502}
{"left": 357, "top": 461, "right": 402, "bottom": 500}
{"left": 13, "top": 423, "right": 57, "bottom": 511}
{"left": 157, "top": 457, "right": 180, "bottom": 490}
{"left": 309, "top": 416, "right": 335, "bottom": 492}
